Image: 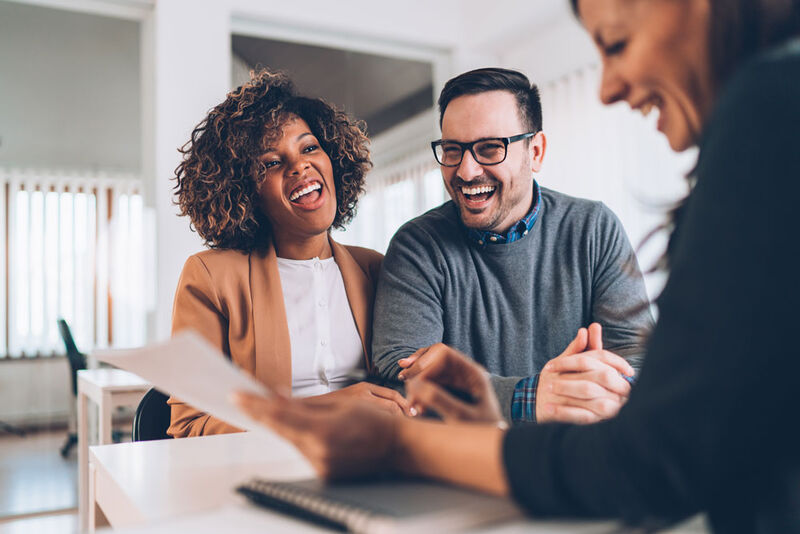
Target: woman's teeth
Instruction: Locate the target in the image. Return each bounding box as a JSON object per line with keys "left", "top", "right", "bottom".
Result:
{"left": 639, "top": 95, "right": 663, "bottom": 118}
{"left": 289, "top": 182, "right": 321, "bottom": 201}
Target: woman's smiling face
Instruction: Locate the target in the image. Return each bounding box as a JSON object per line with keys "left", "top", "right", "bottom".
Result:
{"left": 257, "top": 115, "right": 337, "bottom": 242}
{"left": 578, "top": 0, "right": 714, "bottom": 151}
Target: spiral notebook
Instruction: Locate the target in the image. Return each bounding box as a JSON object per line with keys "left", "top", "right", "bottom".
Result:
{"left": 236, "top": 476, "right": 522, "bottom": 533}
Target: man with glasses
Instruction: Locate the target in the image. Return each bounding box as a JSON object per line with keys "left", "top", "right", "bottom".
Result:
{"left": 372, "top": 68, "right": 654, "bottom": 425}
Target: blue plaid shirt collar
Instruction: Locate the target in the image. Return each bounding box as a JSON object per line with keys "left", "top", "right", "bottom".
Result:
{"left": 466, "top": 180, "right": 542, "bottom": 248}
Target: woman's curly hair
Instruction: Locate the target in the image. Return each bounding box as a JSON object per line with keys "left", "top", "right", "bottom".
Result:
{"left": 173, "top": 69, "right": 372, "bottom": 251}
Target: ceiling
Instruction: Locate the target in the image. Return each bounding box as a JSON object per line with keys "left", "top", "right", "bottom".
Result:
{"left": 459, "top": 1, "right": 572, "bottom": 51}
{"left": 232, "top": 35, "right": 434, "bottom": 137}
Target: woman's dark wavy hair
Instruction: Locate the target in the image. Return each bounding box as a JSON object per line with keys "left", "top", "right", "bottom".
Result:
{"left": 173, "top": 69, "right": 371, "bottom": 251}
{"left": 570, "top": 0, "right": 800, "bottom": 269}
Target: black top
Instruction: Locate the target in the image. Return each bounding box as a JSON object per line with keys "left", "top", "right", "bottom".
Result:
{"left": 503, "top": 40, "right": 800, "bottom": 533}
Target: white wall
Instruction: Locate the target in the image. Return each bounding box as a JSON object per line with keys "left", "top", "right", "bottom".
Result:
{"left": 500, "top": 9, "right": 597, "bottom": 84}
{"left": 0, "top": 359, "right": 70, "bottom": 425}
{"left": 227, "top": 0, "right": 462, "bottom": 51}
{"left": 0, "top": 1, "right": 141, "bottom": 171}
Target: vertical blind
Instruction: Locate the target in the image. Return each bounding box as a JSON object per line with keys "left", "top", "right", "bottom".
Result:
{"left": 1, "top": 167, "right": 146, "bottom": 358}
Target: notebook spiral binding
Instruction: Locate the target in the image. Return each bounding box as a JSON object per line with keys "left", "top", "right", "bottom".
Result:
{"left": 237, "top": 478, "right": 378, "bottom": 533}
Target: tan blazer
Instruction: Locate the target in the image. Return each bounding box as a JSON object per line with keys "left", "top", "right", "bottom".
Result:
{"left": 167, "top": 236, "right": 383, "bottom": 438}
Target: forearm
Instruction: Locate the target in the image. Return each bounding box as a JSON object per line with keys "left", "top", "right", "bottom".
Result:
{"left": 392, "top": 417, "right": 509, "bottom": 496}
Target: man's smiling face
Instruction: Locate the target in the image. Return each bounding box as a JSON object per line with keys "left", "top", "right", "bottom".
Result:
{"left": 440, "top": 90, "right": 544, "bottom": 233}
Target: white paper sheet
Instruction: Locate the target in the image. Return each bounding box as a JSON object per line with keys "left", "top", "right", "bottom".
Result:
{"left": 93, "top": 330, "right": 272, "bottom": 433}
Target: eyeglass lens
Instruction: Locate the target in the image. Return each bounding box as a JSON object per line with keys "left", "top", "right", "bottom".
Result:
{"left": 436, "top": 139, "right": 507, "bottom": 166}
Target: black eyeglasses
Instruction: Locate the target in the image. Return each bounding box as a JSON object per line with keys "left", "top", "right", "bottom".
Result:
{"left": 431, "top": 132, "right": 537, "bottom": 167}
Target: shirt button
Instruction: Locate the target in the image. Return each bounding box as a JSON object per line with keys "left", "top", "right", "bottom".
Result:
{"left": 314, "top": 261, "right": 322, "bottom": 271}
{"left": 320, "top": 339, "right": 327, "bottom": 347}
{"left": 318, "top": 299, "right": 327, "bottom": 307}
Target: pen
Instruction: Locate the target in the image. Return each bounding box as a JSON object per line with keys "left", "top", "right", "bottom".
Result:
{"left": 344, "top": 369, "right": 477, "bottom": 404}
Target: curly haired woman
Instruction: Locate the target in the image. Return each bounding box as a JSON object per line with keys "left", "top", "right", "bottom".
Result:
{"left": 168, "top": 70, "right": 409, "bottom": 437}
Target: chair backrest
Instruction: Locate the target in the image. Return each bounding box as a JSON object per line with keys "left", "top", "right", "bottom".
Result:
{"left": 57, "top": 318, "right": 87, "bottom": 396}
{"left": 132, "top": 388, "right": 172, "bottom": 442}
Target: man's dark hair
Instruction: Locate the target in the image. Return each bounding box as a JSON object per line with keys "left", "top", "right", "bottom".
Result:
{"left": 437, "top": 67, "right": 543, "bottom": 133}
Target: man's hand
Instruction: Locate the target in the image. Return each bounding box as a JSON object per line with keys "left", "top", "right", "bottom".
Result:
{"left": 308, "top": 382, "right": 412, "bottom": 416}
{"left": 536, "top": 323, "right": 634, "bottom": 424}
{"left": 398, "top": 343, "right": 504, "bottom": 424}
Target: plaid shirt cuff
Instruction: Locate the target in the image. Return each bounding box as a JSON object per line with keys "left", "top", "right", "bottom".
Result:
{"left": 510, "top": 374, "right": 540, "bottom": 424}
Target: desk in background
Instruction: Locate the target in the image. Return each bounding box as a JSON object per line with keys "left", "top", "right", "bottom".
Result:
{"left": 78, "top": 368, "right": 150, "bottom": 533}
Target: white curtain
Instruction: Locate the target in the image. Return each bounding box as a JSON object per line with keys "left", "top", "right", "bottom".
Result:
{"left": 0, "top": 167, "right": 147, "bottom": 358}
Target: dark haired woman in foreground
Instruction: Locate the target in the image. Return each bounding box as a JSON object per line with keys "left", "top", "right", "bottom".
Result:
{"left": 235, "top": 1, "right": 800, "bottom": 531}
{"left": 170, "top": 70, "right": 408, "bottom": 437}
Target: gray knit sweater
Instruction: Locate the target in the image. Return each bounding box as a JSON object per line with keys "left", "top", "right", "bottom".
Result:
{"left": 372, "top": 186, "right": 654, "bottom": 418}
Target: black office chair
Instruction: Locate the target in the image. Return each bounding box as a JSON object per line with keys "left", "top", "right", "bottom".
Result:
{"left": 58, "top": 318, "right": 87, "bottom": 458}
{"left": 58, "top": 318, "right": 87, "bottom": 396}
{"left": 132, "top": 388, "right": 172, "bottom": 441}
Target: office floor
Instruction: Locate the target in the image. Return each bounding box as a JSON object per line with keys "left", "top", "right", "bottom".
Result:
{"left": 0, "top": 429, "right": 78, "bottom": 533}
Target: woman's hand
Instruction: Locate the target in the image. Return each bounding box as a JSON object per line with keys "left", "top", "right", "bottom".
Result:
{"left": 308, "top": 382, "right": 412, "bottom": 416}
{"left": 398, "top": 343, "right": 504, "bottom": 424}
{"left": 233, "top": 391, "right": 510, "bottom": 494}
{"left": 233, "top": 392, "right": 399, "bottom": 480}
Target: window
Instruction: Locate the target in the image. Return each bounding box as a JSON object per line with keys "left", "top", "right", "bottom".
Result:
{"left": 1, "top": 168, "right": 146, "bottom": 358}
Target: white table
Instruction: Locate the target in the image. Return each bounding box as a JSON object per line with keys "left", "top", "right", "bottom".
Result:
{"left": 88, "top": 431, "right": 710, "bottom": 533}
{"left": 108, "top": 507, "right": 709, "bottom": 534}
{"left": 105, "top": 503, "right": 622, "bottom": 534}
{"left": 88, "top": 431, "right": 315, "bottom": 531}
{"left": 78, "top": 368, "right": 151, "bottom": 533}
